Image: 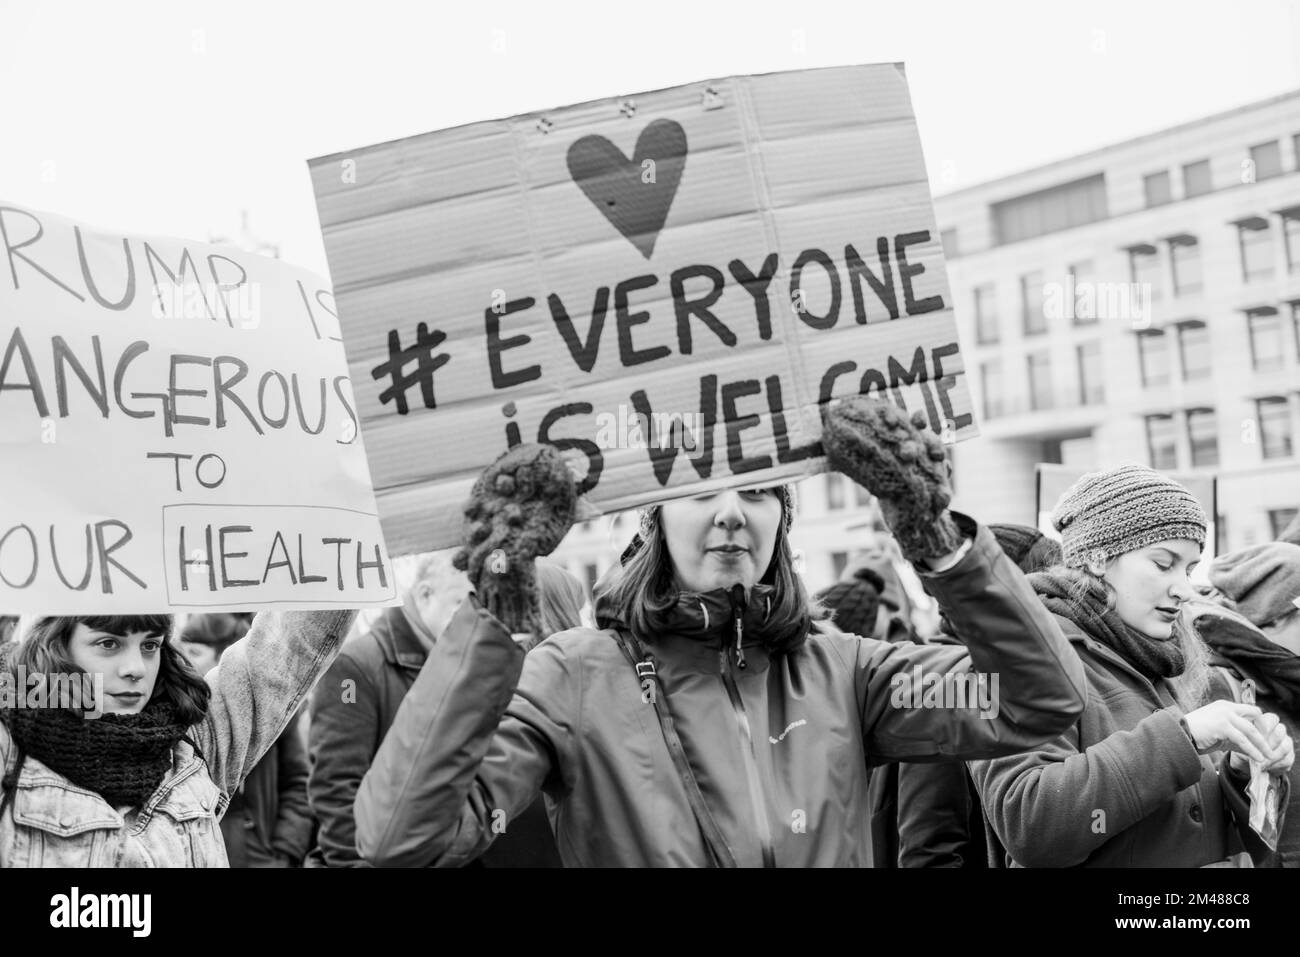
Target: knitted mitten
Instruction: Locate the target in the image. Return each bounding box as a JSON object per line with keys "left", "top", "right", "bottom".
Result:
{"left": 454, "top": 444, "right": 577, "bottom": 636}
{"left": 821, "top": 397, "right": 963, "bottom": 562}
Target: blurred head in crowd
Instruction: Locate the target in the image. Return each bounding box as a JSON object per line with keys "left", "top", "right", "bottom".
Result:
{"left": 1210, "top": 542, "right": 1300, "bottom": 656}
{"left": 404, "top": 549, "right": 473, "bottom": 646}
{"left": 9, "top": 615, "right": 209, "bottom": 720}
{"left": 989, "top": 523, "right": 1062, "bottom": 575}
{"left": 177, "top": 612, "right": 251, "bottom": 677}
{"left": 531, "top": 559, "right": 587, "bottom": 652}
{"left": 817, "top": 567, "right": 885, "bottom": 639}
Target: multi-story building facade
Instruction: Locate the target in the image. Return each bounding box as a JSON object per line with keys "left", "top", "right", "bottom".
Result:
{"left": 937, "top": 90, "right": 1300, "bottom": 552}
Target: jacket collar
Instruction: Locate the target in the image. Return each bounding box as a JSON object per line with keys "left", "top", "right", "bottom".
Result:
{"left": 1053, "top": 612, "right": 1175, "bottom": 706}
{"left": 369, "top": 606, "right": 428, "bottom": 670}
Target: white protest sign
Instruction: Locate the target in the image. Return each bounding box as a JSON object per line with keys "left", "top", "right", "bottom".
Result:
{"left": 0, "top": 201, "right": 396, "bottom": 613}
{"left": 310, "top": 63, "right": 977, "bottom": 557}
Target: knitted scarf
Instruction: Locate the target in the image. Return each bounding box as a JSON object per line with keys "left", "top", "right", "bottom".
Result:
{"left": 2, "top": 699, "right": 188, "bottom": 808}
{"left": 1028, "top": 570, "right": 1185, "bottom": 682}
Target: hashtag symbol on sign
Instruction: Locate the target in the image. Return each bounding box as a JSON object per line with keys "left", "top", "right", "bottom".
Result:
{"left": 371, "top": 323, "right": 451, "bottom": 415}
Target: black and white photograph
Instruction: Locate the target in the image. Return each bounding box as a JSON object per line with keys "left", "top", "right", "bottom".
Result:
{"left": 1, "top": 0, "right": 1299, "bottom": 938}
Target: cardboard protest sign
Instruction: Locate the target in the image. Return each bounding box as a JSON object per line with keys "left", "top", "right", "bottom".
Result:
{"left": 1035, "top": 463, "right": 1219, "bottom": 565}
{"left": 0, "top": 201, "right": 395, "bottom": 613}
{"left": 310, "top": 63, "right": 975, "bottom": 557}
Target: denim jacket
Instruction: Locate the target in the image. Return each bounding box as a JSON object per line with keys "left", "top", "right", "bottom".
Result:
{"left": 0, "top": 609, "right": 355, "bottom": 867}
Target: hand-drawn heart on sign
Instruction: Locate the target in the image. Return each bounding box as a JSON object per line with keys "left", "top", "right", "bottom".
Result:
{"left": 566, "top": 118, "right": 687, "bottom": 259}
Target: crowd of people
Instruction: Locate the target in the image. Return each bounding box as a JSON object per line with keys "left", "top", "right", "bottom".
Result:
{"left": 2, "top": 396, "right": 1299, "bottom": 867}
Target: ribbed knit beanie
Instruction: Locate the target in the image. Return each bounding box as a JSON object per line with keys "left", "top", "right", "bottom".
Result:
{"left": 1052, "top": 464, "right": 1207, "bottom": 568}
{"left": 1209, "top": 542, "right": 1300, "bottom": 627}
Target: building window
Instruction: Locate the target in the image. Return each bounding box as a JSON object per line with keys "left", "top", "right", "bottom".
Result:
{"left": 1076, "top": 341, "right": 1104, "bottom": 405}
{"left": 854, "top": 482, "right": 872, "bottom": 508}
{"left": 1145, "top": 414, "right": 1178, "bottom": 470}
{"left": 825, "top": 472, "right": 845, "bottom": 511}
{"left": 1238, "top": 217, "right": 1275, "bottom": 282}
{"left": 1128, "top": 243, "right": 1163, "bottom": 301}
{"left": 1247, "top": 307, "right": 1284, "bottom": 372}
{"left": 991, "top": 173, "right": 1108, "bottom": 245}
{"left": 1282, "top": 207, "right": 1300, "bottom": 275}
{"left": 1250, "top": 140, "right": 1283, "bottom": 181}
{"left": 1186, "top": 408, "right": 1219, "bottom": 468}
{"left": 974, "top": 284, "right": 998, "bottom": 344}
{"left": 1021, "top": 270, "right": 1047, "bottom": 335}
{"left": 1176, "top": 320, "right": 1211, "bottom": 381}
{"left": 1027, "top": 351, "right": 1053, "bottom": 411}
{"left": 1069, "top": 260, "right": 1096, "bottom": 325}
{"left": 1183, "top": 159, "right": 1212, "bottom": 198}
{"left": 1169, "top": 235, "right": 1202, "bottom": 296}
{"left": 1144, "top": 170, "right": 1172, "bottom": 207}
{"left": 940, "top": 228, "right": 958, "bottom": 258}
{"left": 1293, "top": 301, "right": 1300, "bottom": 361}
{"left": 1137, "top": 329, "right": 1169, "bottom": 388}
{"left": 1257, "top": 396, "right": 1294, "bottom": 460}
{"left": 1271, "top": 508, "right": 1299, "bottom": 540}
{"left": 981, "top": 359, "right": 1004, "bottom": 420}
{"left": 830, "top": 551, "right": 849, "bottom": 581}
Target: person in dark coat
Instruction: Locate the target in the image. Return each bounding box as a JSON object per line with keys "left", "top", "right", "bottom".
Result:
{"left": 969, "top": 466, "right": 1294, "bottom": 867}
{"left": 1187, "top": 541, "right": 1300, "bottom": 865}
{"left": 179, "top": 613, "right": 314, "bottom": 867}
{"left": 306, "top": 550, "right": 562, "bottom": 867}
{"left": 869, "top": 524, "right": 1061, "bottom": 867}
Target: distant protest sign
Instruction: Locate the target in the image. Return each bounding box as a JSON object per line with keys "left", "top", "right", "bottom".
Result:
{"left": 0, "top": 201, "right": 395, "bottom": 613}
{"left": 310, "top": 63, "right": 976, "bottom": 556}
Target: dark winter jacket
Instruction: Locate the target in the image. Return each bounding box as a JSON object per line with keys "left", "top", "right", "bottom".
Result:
{"left": 355, "top": 517, "right": 1087, "bottom": 867}
{"left": 969, "top": 612, "right": 1256, "bottom": 867}
{"left": 1189, "top": 598, "right": 1300, "bottom": 867}
{"left": 307, "top": 606, "right": 558, "bottom": 868}
{"left": 221, "top": 712, "right": 313, "bottom": 867}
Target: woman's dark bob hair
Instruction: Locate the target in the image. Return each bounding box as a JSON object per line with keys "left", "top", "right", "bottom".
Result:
{"left": 597, "top": 489, "right": 823, "bottom": 653}
{"left": 8, "top": 615, "right": 210, "bottom": 724}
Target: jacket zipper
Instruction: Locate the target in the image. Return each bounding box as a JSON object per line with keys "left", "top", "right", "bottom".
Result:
{"left": 719, "top": 609, "right": 776, "bottom": 868}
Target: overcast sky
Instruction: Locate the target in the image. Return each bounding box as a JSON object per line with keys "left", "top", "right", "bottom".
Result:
{"left": 2, "top": 0, "right": 1298, "bottom": 278}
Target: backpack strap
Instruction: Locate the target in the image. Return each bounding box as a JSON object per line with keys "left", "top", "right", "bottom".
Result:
{"left": 609, "top": 629, "right": 737, "bottom": 868}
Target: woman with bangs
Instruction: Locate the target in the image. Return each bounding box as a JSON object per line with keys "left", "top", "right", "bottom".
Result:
{"left": 355, "top": 397, "right": 1089, "bottom": 867}
{"left": 0, "top": 607, "right": 353, "bottom": 867}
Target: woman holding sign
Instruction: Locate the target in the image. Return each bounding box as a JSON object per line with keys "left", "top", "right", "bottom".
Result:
{"left": 0, "top": 608, "right": 353, "bottom": 866}
{"left": 355, "top": 396, "right": 1089, "bottom": 868}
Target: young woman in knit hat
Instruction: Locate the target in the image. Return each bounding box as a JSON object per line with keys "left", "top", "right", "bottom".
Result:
{"left": 968, "top": 464, "right": 1294, "bottom": 867}
{"left": 1185, "top": 540, "right": 1300, "bottom": 865}
{"left": 0, "top": 608, "right": 353, "bottom": 866}
{"left": 354, "top": 397, "right": 1088, "bottom": 867}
